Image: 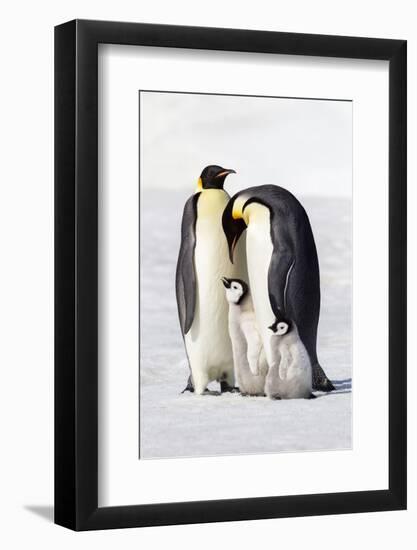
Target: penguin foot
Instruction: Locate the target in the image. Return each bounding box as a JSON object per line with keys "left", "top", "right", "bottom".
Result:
{"left": 269, "top": 393, "right": 282, "bottom": 400}
{"left": 181, "top": 376, "right": 194, "bottom": 394}
{"left": 312, "top": 364, "right": 335, "bottom": 392}
{"left": 220, "top": 381, "right": 240, "bottom": 393}
{"left": 307, "top": 393, "right": 317, "bottom": 399}
{"left": 203, "top": 389, "right": 221, "bottom": 396}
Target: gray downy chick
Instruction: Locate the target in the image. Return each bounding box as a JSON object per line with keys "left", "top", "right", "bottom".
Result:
{"left": 266, "top": 314, "right": 315, "bottom": 399}
{"left": 222, "top": 277, "right": 268, "bottom": 396}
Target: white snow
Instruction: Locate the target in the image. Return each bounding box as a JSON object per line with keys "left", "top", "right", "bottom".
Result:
{"left": 140, "top": 190, "right": 352, "bottom": 459}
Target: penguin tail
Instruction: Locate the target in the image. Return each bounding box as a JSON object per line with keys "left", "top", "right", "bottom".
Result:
{"left": 312, "top": 363, "right": 335, "bottom": 392}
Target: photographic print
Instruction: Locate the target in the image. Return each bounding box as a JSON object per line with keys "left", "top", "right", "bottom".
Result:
{"left": 139, "top": 90, "right": 352, "bottom": 459}
{"left": 55, "top": 21, "right": 406, "bottom": 530}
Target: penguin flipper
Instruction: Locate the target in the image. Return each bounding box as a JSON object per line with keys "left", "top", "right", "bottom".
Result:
{"left": 176, "top": 193, "right": 200, "bottom": 334}
{"left": 268, "top": 251, "right": 295, "bottom": 317}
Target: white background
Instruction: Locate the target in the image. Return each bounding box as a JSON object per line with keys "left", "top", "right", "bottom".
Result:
{"left": 0, "top": 1, "right": 415, "bottom": 549}
{"left": 99, "top": 46, "right": 387, "bottom": 505}
{"left": 140, "top": 91, "right": 353, "bottom": 196}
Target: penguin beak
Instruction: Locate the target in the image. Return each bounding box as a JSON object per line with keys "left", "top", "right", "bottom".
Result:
{"left": 221, "top": 277, "right": 231, "bottom": 288}
{"left": 215, "top": 168, "right": 236, "bottom": 178}
{"left": 222, "top": 200, "right": 247, "bottom": 263}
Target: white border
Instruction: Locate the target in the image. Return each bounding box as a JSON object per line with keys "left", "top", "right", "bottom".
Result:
{"left": 98, "top": 44, "right": 389, "bottom": 506}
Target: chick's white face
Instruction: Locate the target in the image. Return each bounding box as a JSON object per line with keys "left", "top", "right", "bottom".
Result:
{"left": 224, "top": 281, "right": 245, "bottom": 304}
{"left": 274, "top": 322, "right": 289, "bottom": 336}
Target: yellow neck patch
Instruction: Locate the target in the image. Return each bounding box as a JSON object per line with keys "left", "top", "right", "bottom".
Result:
{"left": 197, "top": 177, "right": 203, "bottom": 191}
{"left": 232, "top": 195, "right": 249, "bottom": 222}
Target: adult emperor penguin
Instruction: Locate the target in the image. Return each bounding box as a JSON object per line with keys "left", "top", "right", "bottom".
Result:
{"left": 176, "top": 165, "right": 247, "bottom": 395}
{"left": 222, "top": 184, "right": 335, "bottom": 392}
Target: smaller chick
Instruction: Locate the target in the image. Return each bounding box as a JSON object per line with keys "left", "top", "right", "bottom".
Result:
{"left": 266, "top": 314, "right": 315, "bottom": 399}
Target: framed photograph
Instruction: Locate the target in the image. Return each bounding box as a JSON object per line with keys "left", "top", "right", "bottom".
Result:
{"left": 55, "top": 20, "right": 406, "bottom": 531}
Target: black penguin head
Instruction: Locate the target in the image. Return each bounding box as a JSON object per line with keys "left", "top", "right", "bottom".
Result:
{"left": 222, "top": 194, "right": 248, "bottom": 263}
{"left": 199, "top": 165, "right": 236, "bottom": 190}
{"left": 221, "top": 277, "right": 249, "bottom": 305}
{"left": 269, "top": 313, "right": 292, "bottom": 336}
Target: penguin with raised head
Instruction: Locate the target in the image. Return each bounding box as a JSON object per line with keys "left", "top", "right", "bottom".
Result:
{"left": 266, "top": 313, "right": 314, "bottom": 400}
{"left": 222, "top": 277, "right": 268, "bottom": 396}
{"left": 176, "top": 165, "right": 247, "bottom": 395}
{"left": 222, "top": 184, "right": 334, "bottom": 392}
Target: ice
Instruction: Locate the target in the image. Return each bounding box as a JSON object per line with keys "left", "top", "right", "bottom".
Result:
{"left": 140, "top": 190, "right": 352, "bottom": 459}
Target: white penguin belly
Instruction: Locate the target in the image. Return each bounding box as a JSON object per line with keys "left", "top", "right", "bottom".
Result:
{"left": 245, "top": 204, "right": 275, "bottom": 366}
{"left": 185, "top": 190, "right": 246, "bottom": 391}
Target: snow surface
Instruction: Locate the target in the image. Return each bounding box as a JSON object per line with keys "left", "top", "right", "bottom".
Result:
{"left": 140, "top": 190, "right": 352, "bottom": 459}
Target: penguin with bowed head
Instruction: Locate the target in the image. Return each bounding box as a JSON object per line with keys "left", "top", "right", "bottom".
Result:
{"left": 222, "top": 184, "right": 334, "bottom": 393}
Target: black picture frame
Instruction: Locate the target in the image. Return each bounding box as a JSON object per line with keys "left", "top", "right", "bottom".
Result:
{"left": 55, "top": 19, "right": 407, "bottom": 531}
